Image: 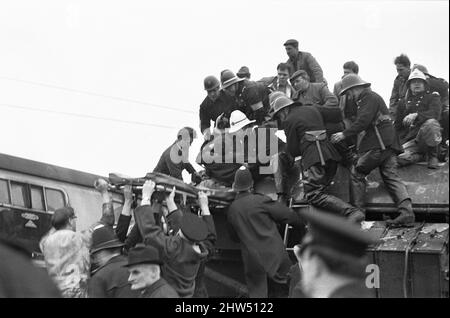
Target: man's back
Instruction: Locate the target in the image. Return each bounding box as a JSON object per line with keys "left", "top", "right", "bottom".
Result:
{"left": 227, "top": 192, "right": 300, "bottom": 276}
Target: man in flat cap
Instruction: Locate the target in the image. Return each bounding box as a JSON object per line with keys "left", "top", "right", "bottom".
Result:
{"left": 284, "top": 39, "right": 326, "bottom": 84}
{"left": 227, "top": 166, "right": 305, "bottom": 298}
{"left": 292, "top": 209, "right": 377, "bottom": 298}
{"left": 125, "top": 245, "right": 178, "bottom": 298}
{"left": 133, "top": 180, "right": 216, "bottom": 298}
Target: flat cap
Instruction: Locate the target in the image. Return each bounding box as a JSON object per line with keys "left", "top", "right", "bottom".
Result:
{"left": 283, "top": 39, "right": 299, "bottom": 47}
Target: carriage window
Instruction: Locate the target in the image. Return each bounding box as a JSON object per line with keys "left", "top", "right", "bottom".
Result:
{"left": 11, "top": 181, "right": 30, "bottom": 208}
{"left": 0, "top": 179, "right": 10, "bottom": 204}
{"left": 30, "top": 186, "right": 45, "bottom": 211}
{"left": 45, "top": 188, "right": 65, "bottom": 211}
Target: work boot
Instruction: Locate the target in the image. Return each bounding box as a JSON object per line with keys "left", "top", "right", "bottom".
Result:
{"left": 427, "top": 146, "right": 439, "bottom": 169}
{"left": 386, "top": 199, "right": 415, "bottom": 226}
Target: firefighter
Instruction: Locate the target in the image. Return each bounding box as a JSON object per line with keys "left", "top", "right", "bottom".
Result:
{"left": 331, "top": 74, "right": 415, "bottom": 226}
{"left": 199, "top": 76, "right": 238, "bottom": 141}
{"left": 226, "top": 166, "right": 304, "bottom": 298}
{"left": 292, "top": 209, "right": 376, "bottom": 298}
{"left": 395, "top": 69, "right": 443, "bottom": 169}
{"left": 221, "top": 69, "right": 270, "bottom": 125}
{"left": 270, "top": 93, "right": 365, "bottom": 223}
{"left": 412, "top": 64, "right": 449, "bottom": 161}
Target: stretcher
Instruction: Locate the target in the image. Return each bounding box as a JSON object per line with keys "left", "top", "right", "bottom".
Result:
{"left": 108, "top": 172, "right": 236, "bottom": 207}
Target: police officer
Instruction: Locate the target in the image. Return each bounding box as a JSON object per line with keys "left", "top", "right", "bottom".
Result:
{"left": 292, "top": 209, "right": 376, "bottom": 298}
{"left": 226, "top": 166, "right": 304, "bottom": 298}
{"left": 199, "top": 75, "right": 239, "bottom": 141}
{"left": 395, "top": 69, "right": 442, "bottom": 169}
{"left": 221, "top": 69, "right": 270, "bottom": 125}
{"left": 331, "top": 74, "right": 415, "bottom": 226}
{"left": 270, "top": 93, "right": 365, "bottom": 223}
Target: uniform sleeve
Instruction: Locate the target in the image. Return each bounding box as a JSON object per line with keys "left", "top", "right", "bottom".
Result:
{"left": 285, "top": 121, "right": 301, "bottom": 158}
{"left": 134, "top": 205, "right": 182, "bottom": 258}
{"left": 394, "top": 98, "right": 407, "bottom": 130}
{"left": 305, "top": 53, "right": 324, "bottom": 83}
{"left": 343, "top": 94, "right": 379, "bottom": 138}
{"left": 199, "top": 100, "right": 211, "bottom": 133}
{"left": 124, "top": 224, "right": 142, "bottom": 251}
{"left": 416, "top": 93, "right": 442, "bottom": 125}
{"left": 200, "top": 215, "right": 217, "bottom": 256}
{"left": 116, "top": 214, "right": 132, "bottom": 242}
{"left": 264, "top": 198, "right": 303, "bottom": 227}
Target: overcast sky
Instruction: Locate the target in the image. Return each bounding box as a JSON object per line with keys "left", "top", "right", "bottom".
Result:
{"left": 0, "top": 0, "right": 448, "bottom": 180}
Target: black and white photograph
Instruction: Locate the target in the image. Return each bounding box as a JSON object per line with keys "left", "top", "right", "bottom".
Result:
{"left": 0, "top": 0, "right": 448, "bottom": 301}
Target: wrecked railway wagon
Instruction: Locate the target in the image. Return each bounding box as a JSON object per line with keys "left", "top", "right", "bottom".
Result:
{"left": 0, "top": 152, "right": 448, "bottom": 297}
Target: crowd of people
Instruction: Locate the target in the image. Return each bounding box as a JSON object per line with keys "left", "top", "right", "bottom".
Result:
{"left": 1, "top": 38, "right": 448, "bottom": 299}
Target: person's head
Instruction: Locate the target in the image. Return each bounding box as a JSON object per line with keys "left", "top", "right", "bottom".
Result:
{"left": 290, "top": 70, "right": 310, "bottom": 92}
{"left": 126, "top": 245, "right": 163, "bottom": 290}
{"left": 51, "top": 206, "right": 76, "bottom": 231}
{"left": 232, "top": 166, "right": 254, "bottom": 193}
{"left": 221, "top": 69, "right": 244, "bottom": 97}
{"left": 269, "top": 93, "right": 293, "bottom": 128}
{"left": 90, "top": 226, "right": 124, "bottom": 267}
{"left": 237, "top": 66, "right": 251, "bottom": 79}
{"left": 277, "top": 63, "right": 292, "bottom": 86}
{"left": 203, "top": 75, "right": 220, "bottom": 102}
{"left": 407, "top": 69, "right": 428, "bottom": 95}
{"left": 177, "top": 127, "right": 196, "bottom": 146}
{"left": 339, "top": 74, "right": 371, "bottom": 101}
{"left": 178, "top": 213, "right": 208, "bottom": 244}
{"left": 294, "top": 210, "right": 376, "bottom": 297}
{"left": 394, "top": 54, "right": 411, "bottom": 78}
{"left": 343, "top": 61, "right": 359, "bottom": 76}
{"left": 283, "top": 39, "right": 299, "bottom": 60}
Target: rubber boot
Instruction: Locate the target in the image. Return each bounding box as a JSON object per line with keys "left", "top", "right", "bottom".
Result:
{"left": 386, "top": 199, "right": 415, "bottom": 226}
{"left": 427, "top": 146, "right": 439, "bottom": 169}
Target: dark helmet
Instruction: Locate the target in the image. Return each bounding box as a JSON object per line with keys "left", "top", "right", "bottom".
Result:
{"left": 269, "top": 93, "right": 294, "bottom": 118}
{"left": 221, "top": 70, "right": 244, "bottom": 89}
{"left": 339, "top": 74, "right": 371, "bottom": 96}
{"left": 204, "top": 76, "right": 220, "bottom": 91}
{"left": 232, "top": 166, "right": 254, "bottom": 192}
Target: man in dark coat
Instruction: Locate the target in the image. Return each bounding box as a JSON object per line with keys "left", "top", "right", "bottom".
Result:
{"left": 221, "top": 69, "right": 270, "bottom": 125}
{"left": 88, "top": 226, "right": 140, "bottom": 298}
{"left": 389, "top": 54, "right": 411, "bottom": 119}
{"left": 125, "top": 245, "right": 178, "bottom": 298}
{"left": 283, "top": 39, "right": 325, "bottom": 83}
{"left": 395, "top": 69, "right": 442, "bottom": 168}
{"left": 199, "top": 75, "right": 239, "bottom": 141}
{"left": 291, "top": 209, "right": 376, "bottom": 298}
{"left": 153, "top": 127, "right": 200, "bottom": 182}
{"left": 0, "top": 237, "right": 61, "bottom": 298}
{"left": 134, "top": 181, "right": 216, "bottom": 298}
{"left": 270, "top": 94, "right": 365, "bottom": 222}
{"left": 226, "top": 166, "right": 304, "bottom": 298}
{"left": 331, "top": 74, "right": 414, "bottom": 226}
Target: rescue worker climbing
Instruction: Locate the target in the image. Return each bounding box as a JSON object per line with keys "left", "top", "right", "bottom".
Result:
{"left": 331, "top": 74, "right": 415, "bottom": 226}
{"left": 270, "top": 93, "right": 365, "bottom": 223}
